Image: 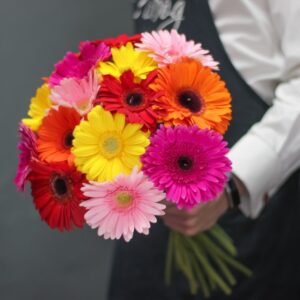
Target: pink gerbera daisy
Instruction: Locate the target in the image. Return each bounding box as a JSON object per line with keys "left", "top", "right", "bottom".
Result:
{"left": 14, "top": 123, "right": 38, "bottom": 191}
{"left": 81, "top": 167, "right": 166, "bottom": 242}
{"left": 49, "top": 42, "right": 110, "bottom": 87}
{"left": 50, "top": 70, "right": 100, "bottom": 115}
{"left": 141, "top": 125, "right": 231, "bottom": 209}
{"left": 136, "top": 29, "right": 219, "bottom": 69}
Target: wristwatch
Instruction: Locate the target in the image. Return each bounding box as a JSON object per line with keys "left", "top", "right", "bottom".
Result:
{"left": 225, "top": 173, "right": 241, "bottom": 209}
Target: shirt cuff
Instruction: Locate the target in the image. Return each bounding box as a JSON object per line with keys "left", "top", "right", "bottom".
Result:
{"left": 227, "top": 133, "right": 282, "bottom": 218}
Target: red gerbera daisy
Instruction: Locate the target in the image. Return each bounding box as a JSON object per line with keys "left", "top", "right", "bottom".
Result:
{"left": 95, "top": 70, "right": 161, "bottom": 130}
{"left": 29, "top": 160, "right": 87, "bottom": 231}
{"left": 91, "top": 33, "right": 142, "bottom": 48}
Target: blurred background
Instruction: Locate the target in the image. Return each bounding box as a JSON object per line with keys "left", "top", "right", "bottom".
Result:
{"left": 0, "top": 1, "right": 134, "bottom": 299}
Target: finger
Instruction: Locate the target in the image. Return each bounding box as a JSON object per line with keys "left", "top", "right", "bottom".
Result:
{"left": 162, "top": 212, "right": 216, "bottom": 235}
{"left": 165, "top": 205, "right": 196, "bottom": 217}
{"left": 163, "top": 213, "right": 200, "bottom": 226}
{"left": 163, "top": 218, "right": 201, "bottom": 236}
{"left": 162, "top": 217, "right": 192, "bottom": 235}
{"left": 161, "top": 213, "right": 199, "bottom": 229}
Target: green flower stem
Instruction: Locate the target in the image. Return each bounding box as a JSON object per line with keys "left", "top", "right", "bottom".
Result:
{"left": 213, "top": 224, "right": 234, "bottom": 243}
{"left": 209, "top": 226, "right": 237, "bottom": 256}
{"left": 174, "top": 233, "right": 198, "bottom": 294}
{"left": 193, "top": 235, "right": 227, "bottom": 290}
{"left": 211, "top": 252, "right": 237, "bottom": 286}
{"left": 184, "top": 236, "right": 232, "bottom": 295}
{"left": 177, "top": 235, "right": 198, "bottom": 295}
{"left": 164, "top": 228, "right": 253, "bottom": 297}
{"left": 190, "top": 254, "right": 211, "bottom": 298}
{"left": 200, "top": 234, "right": 252, "bottom": 277}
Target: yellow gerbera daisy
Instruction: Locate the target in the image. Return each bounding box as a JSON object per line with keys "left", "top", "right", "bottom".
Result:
{"left": 72, "top": 106, "right": 150, "bottom": 182}
{"left": 22, "top": 84, "right": 52, "bottom": 131}
{"left": 97, "top": 42, "right": 157, "bottom": 81}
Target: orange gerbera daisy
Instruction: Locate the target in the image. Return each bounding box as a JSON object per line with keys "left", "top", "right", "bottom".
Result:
{"left": 151, "top": 58, "right": 232, "bottom": 134}
{"left": 37, "top": 106, "right": 81, "bottom": 163}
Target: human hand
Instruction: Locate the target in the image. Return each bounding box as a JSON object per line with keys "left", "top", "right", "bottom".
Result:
{"left": 161, "top": 192, "right": 229, "bottom": 236}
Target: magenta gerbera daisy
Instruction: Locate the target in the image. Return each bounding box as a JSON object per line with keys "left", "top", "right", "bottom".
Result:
{"left": 141, "top": 125, "right": 231, "bottom": 209}
{"left": 49, "top": 42, "right": 110, "bottom": 87}
{"left": 81, "top": 167, "right": 166, "bottom": 242}
{"left": 14, "top": 123, "right": 38, "bottom": 191}
{"left": 136, "top": 29, "right": 219, "bottom": 69}
{"left": 79, "top": 41, "right": 111, "bottom": 65}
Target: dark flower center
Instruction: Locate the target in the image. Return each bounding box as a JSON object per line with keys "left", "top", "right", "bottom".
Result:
{"left": 126, "top": 92, "right": 144, "bottom": 106}
{"left": 51, "top": 174, "right": 72, "bottom": 202}
{"left": 64, "top": 132, "right": 74, "bottom": 148}
{"left": 178, "top": 90, "right": 202, "bottom": 113}
{"left": 177, "top": 156, "right": 193, "bottom": 171}
{"left": 54, "top": 177, "right": 68, "bottom": 196}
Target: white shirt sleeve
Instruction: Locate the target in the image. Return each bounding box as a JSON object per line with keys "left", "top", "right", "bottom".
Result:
{"left": 228, "top": 1, "right": 300, "bottom": 218}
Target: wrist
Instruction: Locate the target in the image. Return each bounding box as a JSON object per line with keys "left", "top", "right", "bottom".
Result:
{"left": 232, "top": 174, "right": 249, "bottom": 198}
{"left": 225, "top": 173, "right": 248, "bottom": 209}
{"left": 218, "top": 191, "right": 230, "bottom": 213}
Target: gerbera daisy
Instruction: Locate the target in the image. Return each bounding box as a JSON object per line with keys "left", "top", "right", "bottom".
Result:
{"left": 96, "top": 70, "right": 160, "bottom": 130}
{"left": 136, "top": 29, "right": 219, "bottom": 69}
{"left": 28, "top": 160, "right": 87, "bottom": 231}
{"left": 81, "top": 167, "right": 165, "bottom": 242}
{"left": 49, "top": 52, "right": 90, "bottom": 87}
{"left": 98, "top": 42, "right": 157, "bottom": 81}
{"left": 14, "top": 123, "right": 38, "bottom": 191}
{"left": 141, "top": 125, "right": 232, "bottom": 209}
{"left": 151, "top": 58, "right": 232, "bottom": 134}
{"left": 49, "top": 42, "right": 110, "bottom": 87}
{"left": 72, "top": 106, "right": 150, "bottom": 182}
{"left": 91, "top": 33, "right": 142, "bottom": 48}
{"left": 50, "top": 70, "right": 100, "bottom": 116}
{"left": 37, "top": 106, "right": 81, "bottom": 163}
{"left": 22, "top": 84, "right": 52, "bottom": 131}
{"left": 79, "top": 41, "right": 111, "bottom": 66}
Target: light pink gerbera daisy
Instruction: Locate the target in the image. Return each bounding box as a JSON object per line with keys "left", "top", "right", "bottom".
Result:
{"left": 135, "top": 29, "right": 219, "bottom": 69}
{"left": 14, "top": 123, "right": 38, "bottom": 191}
{"left": 141, "top": 125, "right": 231, "bottom": 209}
{"left": 81, "top": 168, "right": 166, "bottom": 242}
{"left": 50, "top": 70, "right": 100, "bottom": 115}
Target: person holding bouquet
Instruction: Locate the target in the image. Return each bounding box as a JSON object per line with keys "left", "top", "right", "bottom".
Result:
{"left": 108, "top": 1, "right": 300, "bottom": 299}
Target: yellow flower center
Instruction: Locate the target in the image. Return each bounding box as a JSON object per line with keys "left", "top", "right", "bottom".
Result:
{"left": 77, "top": 99, "right": 90, "bottom": 112}
{"left": 99, "top": 132, "right": 122, "bottom": 159}
{"left": 116, "top": 191, "right": 133, "bottom": 207}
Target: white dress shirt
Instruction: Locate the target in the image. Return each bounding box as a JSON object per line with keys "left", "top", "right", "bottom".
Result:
{"left": 209, "top": 0, "right": 300, "bottom": 218}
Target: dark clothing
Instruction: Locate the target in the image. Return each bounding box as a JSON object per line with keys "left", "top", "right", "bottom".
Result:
{"left": 108, "top": 1, "right": 300, "bottom": 299}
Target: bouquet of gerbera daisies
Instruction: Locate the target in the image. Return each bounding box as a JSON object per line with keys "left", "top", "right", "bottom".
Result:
{"left": 15, "top": 29, "right": 251, "bottom": 297}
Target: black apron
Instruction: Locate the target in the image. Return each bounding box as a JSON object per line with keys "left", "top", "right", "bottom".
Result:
{"left": 108, "top": 1, "right": 300, "bottom": 299}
